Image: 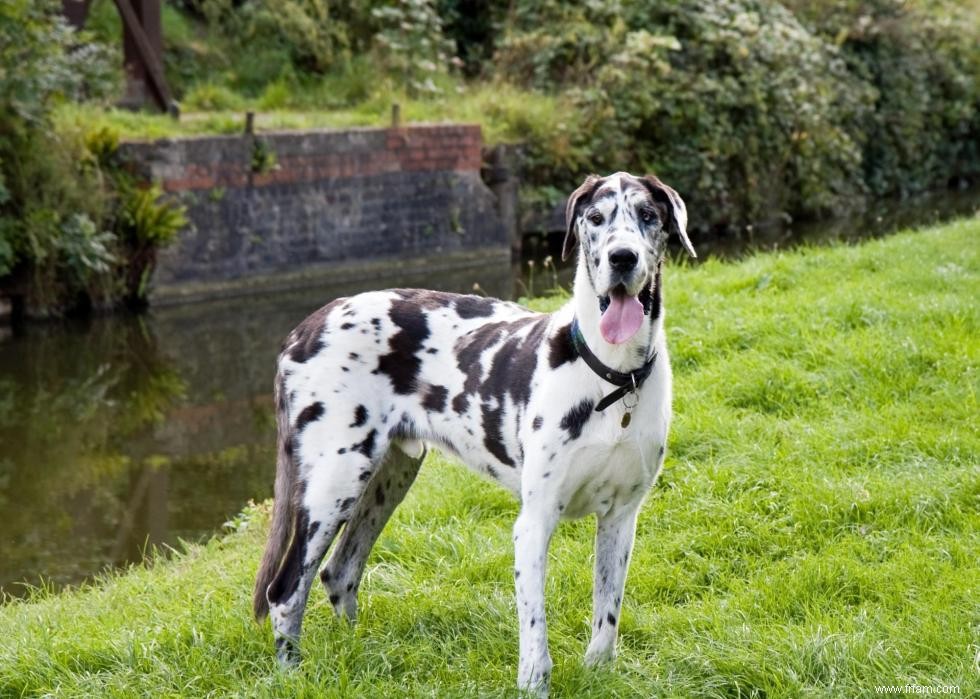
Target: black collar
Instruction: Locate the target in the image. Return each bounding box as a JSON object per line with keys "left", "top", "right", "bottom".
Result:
{"left": 570, "top": 318, "right": 657, "bottom": 412}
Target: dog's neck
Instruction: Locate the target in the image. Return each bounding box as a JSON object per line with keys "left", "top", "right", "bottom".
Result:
{"left": 571, "top": 256, "right": 663, "bottom": 373}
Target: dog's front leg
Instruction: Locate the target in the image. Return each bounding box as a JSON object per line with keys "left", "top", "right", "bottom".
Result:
{"left": 513, "top": 497, "right": 560, "bottom": 696}
{"left": 584, "top": 505, "right": 640, "bottom": 666}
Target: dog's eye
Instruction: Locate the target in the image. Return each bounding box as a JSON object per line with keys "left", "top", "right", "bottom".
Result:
{"left": 640, "top": 208, "right": 657, "bottom": 224}
{"left": 588, "top": 212, "right": 604, "bottom": 226}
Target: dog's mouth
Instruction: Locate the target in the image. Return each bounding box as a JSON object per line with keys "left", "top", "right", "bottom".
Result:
{"left": 598, "top": 283, "right": 647, "bottom": 345}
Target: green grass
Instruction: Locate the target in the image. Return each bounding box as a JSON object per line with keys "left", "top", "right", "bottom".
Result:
{"left": 54, "top": 83, "right": 571, "bottom": 145}
{"left": 1, "top": 219, "right": 977, "bottom": 697}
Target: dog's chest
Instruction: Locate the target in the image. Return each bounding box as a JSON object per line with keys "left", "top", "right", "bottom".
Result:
{"left": 552, "top": 396, "right": 668, "bottom": 519}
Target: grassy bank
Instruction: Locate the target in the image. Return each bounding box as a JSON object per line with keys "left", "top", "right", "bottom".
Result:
{"left": 1, "top": 219, "right": 977, "bottom": 697}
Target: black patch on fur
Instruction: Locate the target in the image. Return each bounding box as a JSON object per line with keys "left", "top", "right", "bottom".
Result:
{"left": 454, "top": 320, "right": 508, "bottom": 396}
{"left": 452, "top": 392, "right": 469, "bottom": 415}
{"left": 352, "top": 429, "right": 378, "bottom": 458}
{"left": 641, "top": 263, "right": 662, "bottom": 320}
{"left": 351, "top": 405, "right": 368, "bottom": 427}
{"left": 423, "top": 384, "right": 448, "bottom": 412}
{"left": 340, "top": 322, "right": 355, "bottom": 330}
{"left": 470, "top": 316, "right": 548, "bottom": 468}
{"left": 286, "top": 302, "right": 338, "bottom": 363}
{"left": 295, "top": 402, "right": 325, "bottom": 432}
{"left": 606, "top": 612, "right": 617, "bottom": 626}
{"left": 548, "top": 323, "right": 578, "bottom": 369}
{"left": 391, "top": 288, "right": 458, "bottom": 309}
{"left": 532, "top": 416, "right": 543, "bottom": 430}
{"left": 455, "top": 295, "right": 497, "bottom": 319}
{"left": 375, "top": 486, "right": 385, "bottom": 506}
{"left": 376, "top": 297, "right": 431, "bottom": 394}
{"left": 481, "top": 402, "right": 514, "bottom": 467}
{"left": 560, "top": 399, "right": 594, "bottom": 441}
{"left": 426, "top": 347, "right": 438, "bottom": 354}
{"left": 267, "top": 508, "right": 310, "bottom": 604}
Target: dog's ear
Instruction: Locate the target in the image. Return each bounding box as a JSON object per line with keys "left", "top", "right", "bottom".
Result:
{"left": 642, "top": 175, "right": 696, "bottom": 258}
{"left": 562, "top": 175, "right": 602, "bottom": 261}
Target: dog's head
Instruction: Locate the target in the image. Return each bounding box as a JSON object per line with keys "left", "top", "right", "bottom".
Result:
{"left": 562, "top": 172, "right": 695, "bottom": 344}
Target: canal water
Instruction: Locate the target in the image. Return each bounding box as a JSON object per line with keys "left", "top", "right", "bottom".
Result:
{"left": 1, "top": 187, "right": 976, "bottom": 598}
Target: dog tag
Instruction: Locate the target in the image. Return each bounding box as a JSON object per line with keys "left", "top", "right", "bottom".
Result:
{"left": 621, "top": 389, "right": 637, "bottom": 429}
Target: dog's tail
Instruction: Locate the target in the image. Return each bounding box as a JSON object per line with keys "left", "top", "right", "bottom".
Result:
{"left": 253, "top": 368, "right": 296, "bottom": 620}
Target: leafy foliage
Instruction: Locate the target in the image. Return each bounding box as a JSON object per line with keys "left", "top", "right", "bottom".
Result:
{"left": 371, "top": 0, "right": 456, "bottom": 95}
{"left": 0, "top": 1, "right": 188, "bottom": 314}
{"left": 495, "top": 0, "right": 977, "bottom": 229}
{"left": 2, "top": 0, "right": 977, "bottom": 312}
{"left": 84, "top": 0, "right": 976, "bottom": 233}
{"left": 0, "top": 1, "right": 114, "bottom": 311}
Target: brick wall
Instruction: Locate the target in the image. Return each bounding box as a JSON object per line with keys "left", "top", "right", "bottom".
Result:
{"left": 119, "top": 125, "right": 510, "bottom": 304}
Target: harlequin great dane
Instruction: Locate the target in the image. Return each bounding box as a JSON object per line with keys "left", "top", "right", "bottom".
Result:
{"left": 253, "top": 171, "right": 696, "bottom": 695}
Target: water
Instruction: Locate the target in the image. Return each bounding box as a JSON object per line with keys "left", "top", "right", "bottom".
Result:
{"left": 0, "top": 188, "right": 976, "bottom": 599}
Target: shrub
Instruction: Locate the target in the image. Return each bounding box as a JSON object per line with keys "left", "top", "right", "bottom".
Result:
{"left": 0, "top": 1, "right": 186, "bottom": 314}
{"left": 495, "top": 0, "right": 978, "bottom": 229}
{"left": 371, "top": 0, "right": 456, "bottom": 95}
{"left": 783, "top": 0, "right": 980, "bottom": 196}
{"left": 0, "top": 0, "right": 120, "bottom": 311}
{"left": 496, "top": 0, "right": 875, "bottom": 229}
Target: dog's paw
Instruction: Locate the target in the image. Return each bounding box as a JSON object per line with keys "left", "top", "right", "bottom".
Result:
{"left": 274, "top": 635, "right": 301, "bottom": 667}
{"left": 584, "top": 640, "right": 616, "bottom": 667}
{"left": 518, "top": 655, "right": 552, "bottom": 697}
{"left": 319, "top": 568, "right": 358, "bottom": 621}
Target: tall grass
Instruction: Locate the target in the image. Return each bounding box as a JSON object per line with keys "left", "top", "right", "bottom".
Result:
{"left": 0, "top": 219, "right": 976, "bottom": 697}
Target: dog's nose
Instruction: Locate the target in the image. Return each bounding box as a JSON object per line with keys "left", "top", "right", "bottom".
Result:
{"left": 608, "top": 248, "right": 638, "bottom": 272}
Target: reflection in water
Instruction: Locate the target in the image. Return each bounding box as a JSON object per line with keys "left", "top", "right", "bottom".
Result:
{"left": 0, "top": 187, "right": 976, "bottom": 599}
{"left": 0, "top": 263, "right": 513, "bottom": 598}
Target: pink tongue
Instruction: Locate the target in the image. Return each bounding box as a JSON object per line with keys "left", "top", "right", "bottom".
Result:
{"left": 599, "top": 294, "right": 644, "bottom": 344}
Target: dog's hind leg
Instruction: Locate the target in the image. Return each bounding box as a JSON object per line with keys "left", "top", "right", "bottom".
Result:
{"left": 320, "top": 445, "right": 424, "bottom": 620}
{"left": 266, "top": 436, "right": 386, "bottom": 664}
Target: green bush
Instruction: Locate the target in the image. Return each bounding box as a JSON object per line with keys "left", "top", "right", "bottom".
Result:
{"left": 783, "top": 0, "right": 980, "bottom": 196}
{"left": 0, "top": 1, "right": 186, "bottom": 314}
{"left": 495, "top": 0, "right": 978, "bottom": 229}
{"left": 0, "top": 0, "right": 120, "bottom": 311}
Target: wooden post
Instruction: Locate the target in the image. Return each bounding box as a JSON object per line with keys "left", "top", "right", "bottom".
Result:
{"left": 115, "top": 0, "right": 177, "bottom": 115}
{"left": 483, "top": 144, "right": 522, "bottom": 262}
{"left": 61, "top": 0, "right": 93, "bottom": 29}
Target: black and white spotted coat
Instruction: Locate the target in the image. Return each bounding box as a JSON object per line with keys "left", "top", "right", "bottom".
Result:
{"left": 253, "top": 172, "right": 696, "bottom": 696}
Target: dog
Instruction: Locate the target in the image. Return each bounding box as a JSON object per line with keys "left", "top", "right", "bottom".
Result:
{"left": 253, "top": 171, "right": 696, "bottom": 694}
